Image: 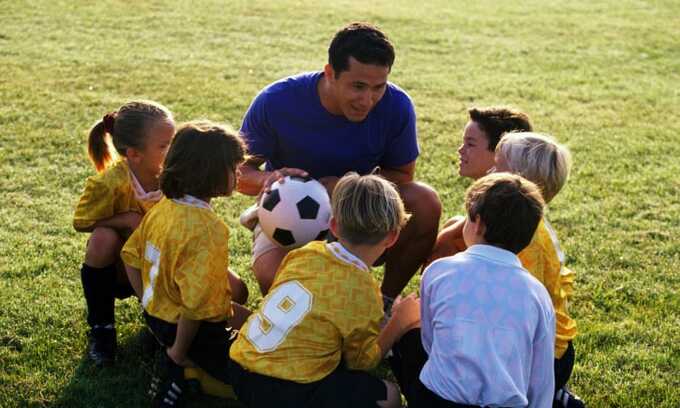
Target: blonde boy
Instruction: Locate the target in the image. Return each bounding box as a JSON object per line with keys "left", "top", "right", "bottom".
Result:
{"left": 229, "top": 173, "right": 417, "bottom": 408}
{"left": 495, "top": 132, "right": 584, "bottom": 408}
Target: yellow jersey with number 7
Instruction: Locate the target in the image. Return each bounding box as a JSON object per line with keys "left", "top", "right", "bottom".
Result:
{"left": 121, "top": 196, "right": 233, "bottom": 323}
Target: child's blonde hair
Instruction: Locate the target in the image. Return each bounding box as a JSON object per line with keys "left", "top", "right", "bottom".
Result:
{"left": 496, "top": 132, "right": 572, "bottom": 203}
{"left": 331, "top": 173, "right": 410, "bottom": 246}
{"left": 88, "top": 100, "right": 174, "bottom": 172}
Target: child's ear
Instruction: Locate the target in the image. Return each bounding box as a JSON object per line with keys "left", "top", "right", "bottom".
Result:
{"left": 126, "top": 147, "right": 143, "bottom": 164}
{"left": 383, "top": 229, "right": 400, "bottom": 249}
{"left": 329, "top": 217, "right": 339, "bottom": 238}
{"left": 472, "top": 215, "right": 486, "bottom": 237}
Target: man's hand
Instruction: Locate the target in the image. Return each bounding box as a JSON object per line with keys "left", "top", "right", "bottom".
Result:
{"left": 262, "top": 167, "right": 309, "bottom": 193}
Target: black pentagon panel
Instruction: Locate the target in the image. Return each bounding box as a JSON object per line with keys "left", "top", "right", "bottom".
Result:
{"left": 273, "top": 228, "right": 296, "bottom": 247}
{"left": 297, "top": 196, "right": 320, "bottom": 220}
{"left": 289, "top": 175, "right": 313, "bottom": 182}
{"left": 314, "top": 229, "right": 329, "bottom": 241}
{"left": 261, "top": 189, "right": 280, "bottom": 212}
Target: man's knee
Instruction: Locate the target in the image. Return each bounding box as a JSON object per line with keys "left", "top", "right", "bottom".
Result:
{"left": 85, "top": 227, "right": 122, "bottom": 267}
{"left": 399, "top": 182, "right": 442, "bottom": 229}
{"left": 252, "top": 248, "right": 287, "bottom": 295}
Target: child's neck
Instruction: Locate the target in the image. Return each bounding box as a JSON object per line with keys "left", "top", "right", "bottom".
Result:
{"left": 337, "top": 238, "right": 383, "bottom": 269}
{"left": 127, "top": 161, "right": 159, "bottom": 193}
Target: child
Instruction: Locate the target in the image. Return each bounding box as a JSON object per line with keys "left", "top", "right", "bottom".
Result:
{"left": 495, "top": 132, "right": 584, "bottom": 408}
{"left": 428, "top": 106, "right": 533, "bottom": 263}
{"left": 73, "top": 100, "right": 175, "bottom": 366}
{"left": 120, "top": 121, "right": 250, "bottom": 407}
{"left": 229, "top": 173, "right": 417, "bottom": 408}
{"left": 390, "top": 173, "right": 555, "bottom": 408}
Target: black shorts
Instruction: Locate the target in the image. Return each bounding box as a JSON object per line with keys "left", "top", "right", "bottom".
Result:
{"left": 229, "top": 361, "right": 387, "bottom": 408}
{"left": 389, "top": 328, "right": 483, "bottom": 408}
{"left": 144, "top": 312, "right": 235, "bottom": 384}
{"left": 554, "top": 341, "right": 575, "bottom": 391}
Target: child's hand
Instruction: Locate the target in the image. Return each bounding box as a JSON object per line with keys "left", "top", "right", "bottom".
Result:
{"left": 391, "top": 293, "right": 421, "bottom": 333}
{"left": 166, "top": 345, "right": 195, "bottom": 368}
{"left": 121, "top": 211, "right": 143, "bottom": 231}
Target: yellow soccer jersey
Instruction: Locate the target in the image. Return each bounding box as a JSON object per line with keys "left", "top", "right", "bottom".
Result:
{"left": 230, "top": 241, "right": 383, "bottom": 383}
{"left": 518, "top": 218, "right": 577, "bottom": 358}
{"left": 73, "top": 160, "right": 161, "bottom": 230}
{"left": 120, "top": 196, "right": 232, "bottom": 323}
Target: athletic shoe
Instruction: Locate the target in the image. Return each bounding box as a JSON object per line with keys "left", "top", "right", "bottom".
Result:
{"left": 87, "top": 326, "right": 116, "bottom": 367}
{"left": 151, "top": 352, "right": 186, "bottom": 408}
{"left": 555, "top": 386, "right": 586, "bottom": 408}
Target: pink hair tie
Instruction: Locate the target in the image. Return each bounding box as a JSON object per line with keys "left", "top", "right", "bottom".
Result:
{"left": 102, "top": 112, "right": 117, "bottom": 134}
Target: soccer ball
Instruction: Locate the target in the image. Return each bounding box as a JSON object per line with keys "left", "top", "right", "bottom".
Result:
{"left": 258, "top": 176, "right": 331, "bottom": 249}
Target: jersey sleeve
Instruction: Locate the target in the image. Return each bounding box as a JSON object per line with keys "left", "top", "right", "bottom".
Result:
{"left": 120, "top": 227, "right": 143, "bottom": 269}
{"left": 73, "top": 176, "right": 117, "bottom": 230}
{"left": 173, "top": 227, "right": 232, "bottom": 321}
{"left": 379, "top": 90, "right": 419, "bottom": 168}
{"left": 241, "top": 89, "right": 276, "bottom": 160}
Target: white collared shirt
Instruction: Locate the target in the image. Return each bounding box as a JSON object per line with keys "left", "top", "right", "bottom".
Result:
{"left": 128, "top": 166, "right": 163, "bottom": 203}
{"left": 420, "top": 244, "right": 555, "bottom": 408}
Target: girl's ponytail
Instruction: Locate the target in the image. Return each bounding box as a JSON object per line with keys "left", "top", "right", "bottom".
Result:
{"left": 87, "top": 112, "right": 117, "bottom": 172}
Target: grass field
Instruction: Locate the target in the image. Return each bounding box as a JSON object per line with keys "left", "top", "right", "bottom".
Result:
{"left": 1, "top": 0, "right": 679, "bottom": 406}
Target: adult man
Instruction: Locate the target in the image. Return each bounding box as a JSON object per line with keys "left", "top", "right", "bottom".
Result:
{"left": 238, "top": 23, "right": 441, "bottom": 310}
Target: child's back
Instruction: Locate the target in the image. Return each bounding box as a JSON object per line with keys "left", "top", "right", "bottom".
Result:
{"left": 421, "top": 245, "right": 555, "bottom": 406}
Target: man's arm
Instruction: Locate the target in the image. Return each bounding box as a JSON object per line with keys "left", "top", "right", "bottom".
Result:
{"left": 377, "top": 161, "right": 415, "bottom": 186}
{"left": 237, "top": 157, "right": 270, "bottom": 196}
{"left": 237, "top": 157, "right": 309, "bottom": 197}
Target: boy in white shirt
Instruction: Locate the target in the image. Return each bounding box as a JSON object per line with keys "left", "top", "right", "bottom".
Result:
{"left": 390, "top": 173, "right": 556, "bottom": 408}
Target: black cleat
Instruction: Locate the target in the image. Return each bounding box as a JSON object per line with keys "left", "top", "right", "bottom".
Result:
{"left": 555, "top": 386, "right": 586, "bottom": 408}
{"left": 87, "top": 326, "right": 116, "bottom": 367}
{"left": 151, "top": 352, "right": 186, "bottom": 408}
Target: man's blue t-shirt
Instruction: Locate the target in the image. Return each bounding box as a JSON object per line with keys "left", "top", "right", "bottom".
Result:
{"left": 240, "top": 72, "right": 419, "bottom": 179}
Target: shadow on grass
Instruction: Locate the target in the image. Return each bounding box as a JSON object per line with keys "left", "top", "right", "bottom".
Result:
{"left": 51, "top": 328, "right": 241, "bottom": 408}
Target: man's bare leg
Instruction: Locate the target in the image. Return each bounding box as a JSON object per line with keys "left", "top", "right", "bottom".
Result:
{"left": 382, "top": 182, "right": 441, "bottom": 299}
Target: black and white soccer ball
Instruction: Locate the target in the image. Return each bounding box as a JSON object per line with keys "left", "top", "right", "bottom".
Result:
{"left": 258, "top": 176, "right": 331, "bottom": 249}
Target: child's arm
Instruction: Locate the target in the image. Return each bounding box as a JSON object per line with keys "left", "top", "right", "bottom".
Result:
{"left": 378, "top": 294, "right": 421, "bottom": 354}
{"left": 74, "top": 211, "right": 143, "bottom": 233}
{"left": 167, "top": 315, "right": 200, "bottom": 367}
{"left": 125, "top": 264, "right": 143, "bottom": 299}
{"left": 425, "top": 218, "right": 467, "bottom": 267}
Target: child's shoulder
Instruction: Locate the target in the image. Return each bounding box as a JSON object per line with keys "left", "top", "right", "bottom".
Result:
{"left": 85, "top": 160, "right": 131, "bottom": 191}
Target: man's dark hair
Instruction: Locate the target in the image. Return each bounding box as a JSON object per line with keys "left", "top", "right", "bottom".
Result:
{"left": 465, "top": 173, "right": 545, "bottom": 254}
{"left": 468, "top": 107, "right": 533, "bottom": 151}
{"left": 160, "top": 121, "right": 246, "bottom": 199}
{"left": 328, "top": 22, "right": 395, "bottom": 76}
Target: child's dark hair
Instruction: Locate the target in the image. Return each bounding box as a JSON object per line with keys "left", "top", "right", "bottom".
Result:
{"left": 468, "top": 107, "right": 532, "bottom": 152}
{"left": 328, "top": 22, "right": 395, "bottom": 76}
{"left": 465, "top": 173, "right": 545, "bottom": 254}
{"left": 88, "top": 100, "right": 174, "bottom": 172}
{"left": 160, "top": 121, "right": 246, "bottom": 199}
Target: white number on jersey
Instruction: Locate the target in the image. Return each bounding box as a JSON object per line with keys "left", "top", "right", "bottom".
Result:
{"left": 245, "top": 280, "right": 313, "bottom": 352}
{"left": 142, "top": 242, "right": 161, "bottom": 308}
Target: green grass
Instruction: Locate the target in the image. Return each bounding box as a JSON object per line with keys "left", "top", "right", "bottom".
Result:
{"left": 1, "top": 0, "right": 679, "bottom": 406}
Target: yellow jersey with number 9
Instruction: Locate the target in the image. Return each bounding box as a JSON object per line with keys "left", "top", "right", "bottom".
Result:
{"left": 230, "top": 240, "right": 384, "bottom": 383}
{"left": 121, "top": 196, "right": 232, "bottom": 323}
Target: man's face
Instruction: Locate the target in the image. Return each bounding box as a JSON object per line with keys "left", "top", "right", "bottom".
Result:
{"left": 327, "top": 57, "right": 390, "bottom": 122}
{"left": 457, "top": 121, "right": 495, "bottom": 180}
